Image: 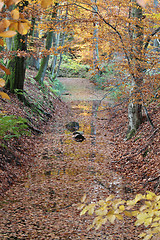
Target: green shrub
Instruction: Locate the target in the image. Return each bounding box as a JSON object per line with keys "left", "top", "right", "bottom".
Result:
{"left": 0, "top": 115, "right": 30, "bottom": 140}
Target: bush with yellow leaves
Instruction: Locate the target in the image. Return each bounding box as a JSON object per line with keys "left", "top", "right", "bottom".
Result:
{"left": 78, "top": 191, "right": 160, "bottom": 240}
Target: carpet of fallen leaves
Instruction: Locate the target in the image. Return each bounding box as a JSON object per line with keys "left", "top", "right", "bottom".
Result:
{"left": 0, "top": 72, "right": 159, "bottom": 239}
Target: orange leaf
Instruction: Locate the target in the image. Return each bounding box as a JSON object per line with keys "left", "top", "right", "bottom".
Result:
{"left": 41, "top": 0, "right": 52, "bottom": 8}
{"left": 0, "top": 30, "right": 16, "bottom": 38}
{"left": 11, "top": 9, "right": 19, "bottom": 20}
{"left": 0, "top": 78, "right": 5, "bottom": 87}
{"left": 0, "top": 91, "right": 10, "bottom": 100}
{"left": 5, "top": 0, "right": 21, "bottom": 8}
{"left": 9, "top": 22, "right": 18, "bottom": 31}
{"left": 0, "top": 19, "right": 10, "bottom": 32}
{"left": 0, "top": 38, "right": 4, "bottom": 46}
{"left": 0, "top": 63, "right": 11, "bottom": 75}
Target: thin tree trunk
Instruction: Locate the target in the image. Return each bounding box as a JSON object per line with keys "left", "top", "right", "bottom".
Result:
{"left": 29, "top": 18, "right": 40, "bottom": 70}
{"left": 35, "top": 30, "right": 54, "bottom": 83}
{"left": 54, "top": 6, "right": 68, "bottom": 79}
{"left": 91, "top": 0, "right": 100, "bottom": 74}
{"left": 55, "top": 31, "right": 66, "bottom": 78}
{"left": 51, "top": 32, "right": 60, "bottom": 77}
{"left": 35, "top": 7, "right": 58, "bottom": 84}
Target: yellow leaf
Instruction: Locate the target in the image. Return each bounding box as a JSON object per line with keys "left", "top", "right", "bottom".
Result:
{"left": 124, "top": 211, "right": 133, "bottom": 217}
{"left": 80, "top": 206, "right": 88, "bottom": 216}
{"left": 11, "top": 9, "right": 19, "bottom": 20}
{"left": 105, "top": 195, "right": 114, "bottom": 202}
{"left": 88, "top": 203, "right": 96, "bottom": 215}
{"left": 77, "top": 203, "right": 85, "bottom": 210}
{"left": 0, "top": 30, "right": 16, "bottom": 38}
{"left": 0, "top": 91, "right": 10, "bottom": 100}
{"left": 135, "top": 212, "right": 148, "bottom": 226}
{"left": 151, "top": 222, "right": 160, "bottom": 227}
{"left": 107, "top": 211, "right": 116, "bottom": 224}
{"left": 112, "top": 199, "right": 125, "bottom": 209}
{"left": 132, "top": 211, "right": 139, "bottom": 216}
{"left": 0, "top": 63, "right": 10, "bottom": 75}
{"left": 139, "top": 232, "right": 146, "bottom": 238}
{"left": 153, "top": 216, "right": 160, "bottom": 221}
{"left": 146, "top": 191, "right": 156, "bottom": 200}
{"left": 127, "top": 200, "right": 135, "bottom": 206}
{"left": 0, "top": 78, "right": 5, "bottom": 87}
{"left": 143, "top": 234, "right": 153, "bottom": 240}
{"left": 95, "top": 208, "right": 108, "bottom": 216}
{"left": 115, "top": 214, "right": 123, "bottom": 220}
{"left": 18, "top": 22, "right": 30, "bottom": 35}
{"left": 95, "top": 217, "right": 107, "bottom": 230}
{"left": 98, "top": 200, "right": 105, "bottom": 206}
{"left": 135, "top": 194, "right": 144, "bottom": 203}
{"left": 41, "top": 0, "right": 52, "bottom": 8}
{"left": 140, "top": 205, "right": 148, "bottom": 211}
{"left": 119, "top": 205, "right": 125, "bottom": 211}
{"left": 81, "top": 193, "right": 86, "bottom": 203}
{"left": 144, "top": 217, "right": 152, "bottom": 227}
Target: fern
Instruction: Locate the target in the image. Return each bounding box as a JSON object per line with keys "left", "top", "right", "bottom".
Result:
{"left": 0, "top": 115, "right": 30, "bottom": 140}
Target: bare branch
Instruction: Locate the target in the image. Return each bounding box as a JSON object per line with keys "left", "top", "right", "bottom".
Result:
{"left": 144, "top": 27, "right": 160, "bottom": 50}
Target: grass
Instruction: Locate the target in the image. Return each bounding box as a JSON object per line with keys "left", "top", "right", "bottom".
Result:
{"left": 58, "top": 56, "right": 90, "bottom": 78}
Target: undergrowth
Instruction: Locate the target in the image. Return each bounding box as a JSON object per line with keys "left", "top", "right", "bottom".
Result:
{"left": 0, "top": 115, "right": 30, "bottom": 141}
{"left": 58, "top": 56, "right": 90, "bottom": 78}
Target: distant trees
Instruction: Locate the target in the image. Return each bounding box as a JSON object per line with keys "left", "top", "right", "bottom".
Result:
{"left": 1, "top": 0, "right": 159, "bottom": 134}
{"left": 69, "top": 0, "right": 160, "bottom": 137}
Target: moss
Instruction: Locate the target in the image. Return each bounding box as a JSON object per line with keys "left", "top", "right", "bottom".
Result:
{"left": 126, "top": 129, "right": 136, "bottom": 140}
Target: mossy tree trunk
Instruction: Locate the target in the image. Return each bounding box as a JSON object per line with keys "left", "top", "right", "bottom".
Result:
{"left": 127, "top": 0, "right": 144, "bottom": 139}
{"left": 5, "top": 33, "right": 27, "bottom": 94}
{"left": 35, "top": 5, "right": 58, "bottom": 84}
{"left": 35, "top": 30, "right": 54, "bottom": 83}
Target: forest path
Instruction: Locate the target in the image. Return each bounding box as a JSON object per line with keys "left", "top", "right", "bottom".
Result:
{"left": 0, "top": 78, "right": 135, "bottom": 239}
{"left": 59, "top": 77, "right": 108, "bottom": 101}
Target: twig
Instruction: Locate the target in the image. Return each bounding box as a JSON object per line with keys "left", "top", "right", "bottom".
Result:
{"left": 148, "top": 175, "right": 160, "bottom": 182}
{"left": 26, "top": 122, "right": 43, "bottom": 134}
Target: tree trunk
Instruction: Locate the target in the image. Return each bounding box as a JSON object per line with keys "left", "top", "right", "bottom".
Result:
{"left": 5, "top": 33, "right": 27, "bottom": 94}
{"left": 55, "top": 31, "right": 66, "bottom": 78}
{"left": 51, "top": 32, "right": 60, "bottom": 77}
{"left": 35, "top": 6, "right": 58, "bottom": 84}
{"left": 91, "top": 0, "right": 100, "bottom": 75}
{"left": 28, "top": 18, "right": 40, "bottom": 70}
{"left": 35, "top": 30, "right": 54, "bottom": 84}
{"left": 127, "top": 0, "right": 144, "bottom": 139}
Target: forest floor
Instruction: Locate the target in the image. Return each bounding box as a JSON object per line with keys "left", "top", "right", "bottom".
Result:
{"left": 0, "top": 70, "right": 160, "bottom": 239}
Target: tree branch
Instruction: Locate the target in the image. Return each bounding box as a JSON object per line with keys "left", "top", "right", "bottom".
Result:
{"left": 144, "top": 27, "right": 160, "bottom": 50}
